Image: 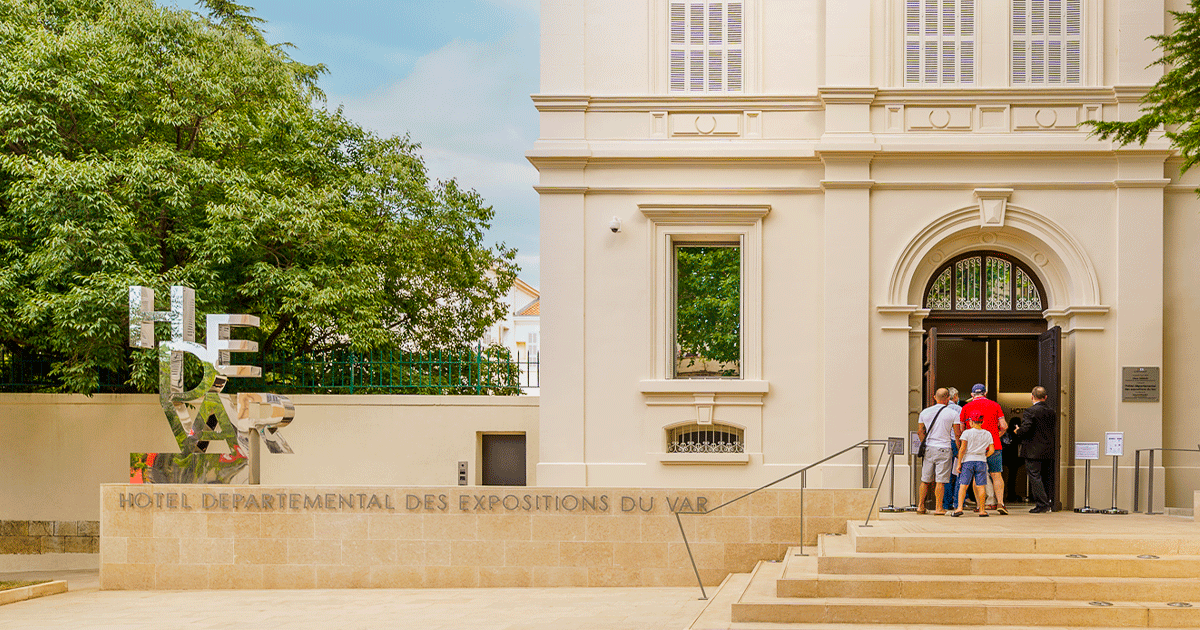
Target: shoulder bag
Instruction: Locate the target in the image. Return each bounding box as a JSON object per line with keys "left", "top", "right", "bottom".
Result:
{"left": 917, "top": 405, "right": 950, "bottom": 459}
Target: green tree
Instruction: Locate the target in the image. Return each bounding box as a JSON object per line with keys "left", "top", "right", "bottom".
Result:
{"left": 675, "top": 246, "right": 740, "bottom": 375}
{"left": 0, "top": 0, "right": 517, "bottom": 393}
{"left": 1086, "top": 1, "right": 1200, "bottom": 174}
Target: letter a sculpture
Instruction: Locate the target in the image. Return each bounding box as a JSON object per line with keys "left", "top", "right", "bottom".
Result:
{"left": 129, "top": 286, "right": 295, "bottom": 483}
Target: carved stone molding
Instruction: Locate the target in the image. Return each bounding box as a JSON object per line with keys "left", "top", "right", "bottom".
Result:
{"left": 974, "top": 188, "right": 1014, "bottom": 228}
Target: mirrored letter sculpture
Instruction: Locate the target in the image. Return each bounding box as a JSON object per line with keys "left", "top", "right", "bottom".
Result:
{"left": 129, "top": 286, "right": 295, "bottom": 483}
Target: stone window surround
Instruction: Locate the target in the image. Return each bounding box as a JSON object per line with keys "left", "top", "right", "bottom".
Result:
{"left": 640, "top": 204, "right": 767, "bottom": 385}
{"left": 640, "top": 204, "right": 768, "bottom": 465}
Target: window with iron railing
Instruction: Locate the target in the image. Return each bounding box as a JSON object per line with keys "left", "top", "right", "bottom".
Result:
{"left": 667, "top": 423, "right": 745, "bottom": 454}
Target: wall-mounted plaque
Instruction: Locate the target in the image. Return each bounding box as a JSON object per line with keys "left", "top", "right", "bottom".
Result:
{"left": 1075, "top": 442, "right": 1100, "bottom": 460}
{"left": 1122, "top": 366, "right": 1160, "bottom": 402}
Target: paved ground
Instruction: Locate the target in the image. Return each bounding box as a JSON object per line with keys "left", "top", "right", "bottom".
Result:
{"left": 3, "top": 511, "right": 1194, "bottom": 629}
{"left": 0, "top": 569, "right": 707, "bottom": 630}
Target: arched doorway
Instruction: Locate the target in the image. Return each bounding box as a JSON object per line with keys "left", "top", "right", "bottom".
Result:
{"left": 921, "top": 251, "right": 1062, "bottom": 509}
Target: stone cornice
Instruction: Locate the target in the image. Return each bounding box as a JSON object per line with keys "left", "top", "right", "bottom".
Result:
{"left": 820, "top": 180, "right": 875, "bottom": 190}
{"left": 1113, "top": 85, "right": 1155, "bottom": 103}
{"left": 818, "top": 87, "right": 879, "bottom": 104}
{"left": 531, "top": 93, "right": 825, "bottom": 112}
{"left": 529, "top": 94, "right": 590, "bottom": 111}
{"left": 1113, "top": 178, "right": 1172, "bottom": 189}
{"left": 639, "top": 204, "right": 771, "bottom": 224}
{"left": 874, "top": 86, "right": 1120, "bottom": 104}
{"left": 531, "top": 87, "right": 1137, "bottom": 113}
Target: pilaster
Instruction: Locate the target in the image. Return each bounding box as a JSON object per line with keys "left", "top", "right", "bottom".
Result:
{"left": 1113, "top": 153, "right": 1167, "bottom": 458}
{"left": 536, "top": 180, "right": 588, "bottom": 486}
{"left": 820, "top": 154, "right": 875, "bottom": 472}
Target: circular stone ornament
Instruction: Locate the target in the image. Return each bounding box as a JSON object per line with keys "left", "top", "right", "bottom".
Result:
{"left": 1138, "top": 555, "right": 1160, "bottom": 559}
{"left": 1089, "top": 601, "right": 1113, "bottom": 607}
{"left": 1035, "top": 108, "right": 1058, "bottom": 127}
{"left": 929, "top": 109, "right": 952, "bottom": 129}
{"left": 1066, "top": 554, "right": 1088, "bottom": 558}
{"left": 1168, "top": 602, "right": 1194, "bottom": 608}
{"left": 695, "top": 115, "right": 717, "bottom": 134}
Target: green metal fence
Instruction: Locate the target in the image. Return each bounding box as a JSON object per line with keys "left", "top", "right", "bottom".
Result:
{"left": 0, "top": 346, "right": 539, "bottom": 395}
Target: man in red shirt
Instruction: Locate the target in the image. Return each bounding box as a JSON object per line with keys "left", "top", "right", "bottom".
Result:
{"left": 959, "top": 384, "right": 1009, "bottom": 515}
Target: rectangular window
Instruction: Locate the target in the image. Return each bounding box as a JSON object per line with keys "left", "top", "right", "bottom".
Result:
{"left": 669, "top": 1, "right": 743, "bottom": 93}
{"left": 905, "top": 0, "right": 976, "bottom": 85}
{"left": 674, "top": 244, "right": 741, "bottom": 378}
{"left": 1012, "top": 0, "right": 1081, "bottom": 84}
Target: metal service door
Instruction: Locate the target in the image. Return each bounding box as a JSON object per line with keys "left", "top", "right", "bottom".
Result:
{"left": 1038, "top": 326, "right": 1062, "bottom": 510}
{"left": 481, "top": 434, "right": 526, "bottom": 486}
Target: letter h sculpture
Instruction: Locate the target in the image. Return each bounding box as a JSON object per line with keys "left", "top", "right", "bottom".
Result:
{"left": 129, "top": 286, "right": 295, "bottom": 484}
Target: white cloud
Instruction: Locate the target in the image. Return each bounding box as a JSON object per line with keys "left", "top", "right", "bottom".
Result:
{"left": 328, "top": 30, "right": 541, "bottom": 285}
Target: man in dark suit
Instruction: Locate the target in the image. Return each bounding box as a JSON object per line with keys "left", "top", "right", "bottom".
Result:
{"left": 1014, "top": 386, "right": 1055, "bottom": 513}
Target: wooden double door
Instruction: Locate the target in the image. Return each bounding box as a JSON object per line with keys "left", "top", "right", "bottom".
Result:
{"left": 923, "top": 321, "right": 1062, "bottom": 509}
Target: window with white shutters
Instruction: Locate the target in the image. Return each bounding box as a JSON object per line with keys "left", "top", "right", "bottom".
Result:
{"left": 904, "top": 0, "right": 976, "bottom": 85}
{"left": 1012, "top": 0, "right": 1082, "bottom": 84}
{"left": 669, "top": 1, "right": 743, "bottom": 93}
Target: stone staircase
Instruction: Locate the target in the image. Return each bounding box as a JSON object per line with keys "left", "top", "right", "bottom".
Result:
{"left": 688, "top": 512, "right": 1200, "bottom": 629}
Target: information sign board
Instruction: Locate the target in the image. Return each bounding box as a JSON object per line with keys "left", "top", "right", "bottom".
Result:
{"left": 1105, "top": 432, "right": 1124, "bottom": 457}
{"left": 1075, "top": 442, "right": 1100, "bottom": 460}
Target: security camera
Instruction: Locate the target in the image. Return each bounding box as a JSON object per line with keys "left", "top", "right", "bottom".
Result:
{"left": 609, "top": 217, "right": 621, "bottom": 233}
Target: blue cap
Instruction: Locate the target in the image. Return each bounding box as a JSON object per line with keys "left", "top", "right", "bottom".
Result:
{"left": 971, "top": 383, "right": 986, "bottom": 395}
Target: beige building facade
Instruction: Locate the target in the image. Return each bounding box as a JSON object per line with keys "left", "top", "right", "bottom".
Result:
{"left": 530, "top": 0, "right": 1200, "bottom": 508}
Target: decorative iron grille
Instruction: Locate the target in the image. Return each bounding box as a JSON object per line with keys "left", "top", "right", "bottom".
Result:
{"left": 926, "top": 252, "right": 1045, "bottom": 313}
{"left": 667, "top": 423, "right": 744, "bottom": 453}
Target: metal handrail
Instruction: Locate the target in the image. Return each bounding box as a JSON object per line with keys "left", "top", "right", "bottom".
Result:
{"left": 672, "top": 438, "right": 895, "bottom": 600}
{"left": 1133, "top": 446, "right": 1200, "bottom": 514}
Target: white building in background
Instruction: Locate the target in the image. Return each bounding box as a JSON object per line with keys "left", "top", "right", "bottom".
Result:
{"left": 528, "top": 0, "right": 1200, "bottom": 510}
{"left": 484, "top": 277, "right": 540, "bottom": 393}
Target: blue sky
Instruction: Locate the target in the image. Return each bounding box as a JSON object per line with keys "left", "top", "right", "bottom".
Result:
{"left": 168, "top": 0, "right": 542, "bottom": 286}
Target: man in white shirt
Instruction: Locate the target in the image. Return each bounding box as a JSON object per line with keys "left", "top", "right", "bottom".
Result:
{"left": 941, "top": 387, "right": 963, "bottom": 511}
{"left": 918, "top": 388, "right": 962, "bottom": 515}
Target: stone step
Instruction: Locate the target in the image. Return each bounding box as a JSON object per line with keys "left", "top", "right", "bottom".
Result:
{"left": 776, "top": 573, "right": 1200, "bottom": 602}
{"left": 818, "top": 534, "right": 1200, "bottom": 578}
{"left": 729, "top": 597, "right": 1200, "bottom": 627}
{"left": 816, "top": 552, "right": 1200, "bottom": 579}
{"left": 688, "top": 569, "right": 753, "bottom": 630}
{"left": 849, "top": 526, "right": 1200, "bottom": 556}
{"left": 700, "top": 619, "right": 1190, "bottom": 624}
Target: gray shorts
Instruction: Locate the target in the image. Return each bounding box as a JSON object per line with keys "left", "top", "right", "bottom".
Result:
{"left": 921, "top": 447, "right": 953, "bottom": 483}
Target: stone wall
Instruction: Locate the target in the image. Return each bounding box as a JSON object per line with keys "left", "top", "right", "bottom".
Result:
{"left": 0, "top": 393, "right": 538, "bottom": 523}
{"left": 0, "top": 520, "right": 98, "bottom": 554}
{"left": 100, "top": 485, "right": 874, "bottom": 589}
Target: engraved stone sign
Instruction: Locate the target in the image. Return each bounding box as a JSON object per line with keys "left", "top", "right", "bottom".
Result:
{"left": 1122, "top": 366, "right": 1160, "bottom": 402}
